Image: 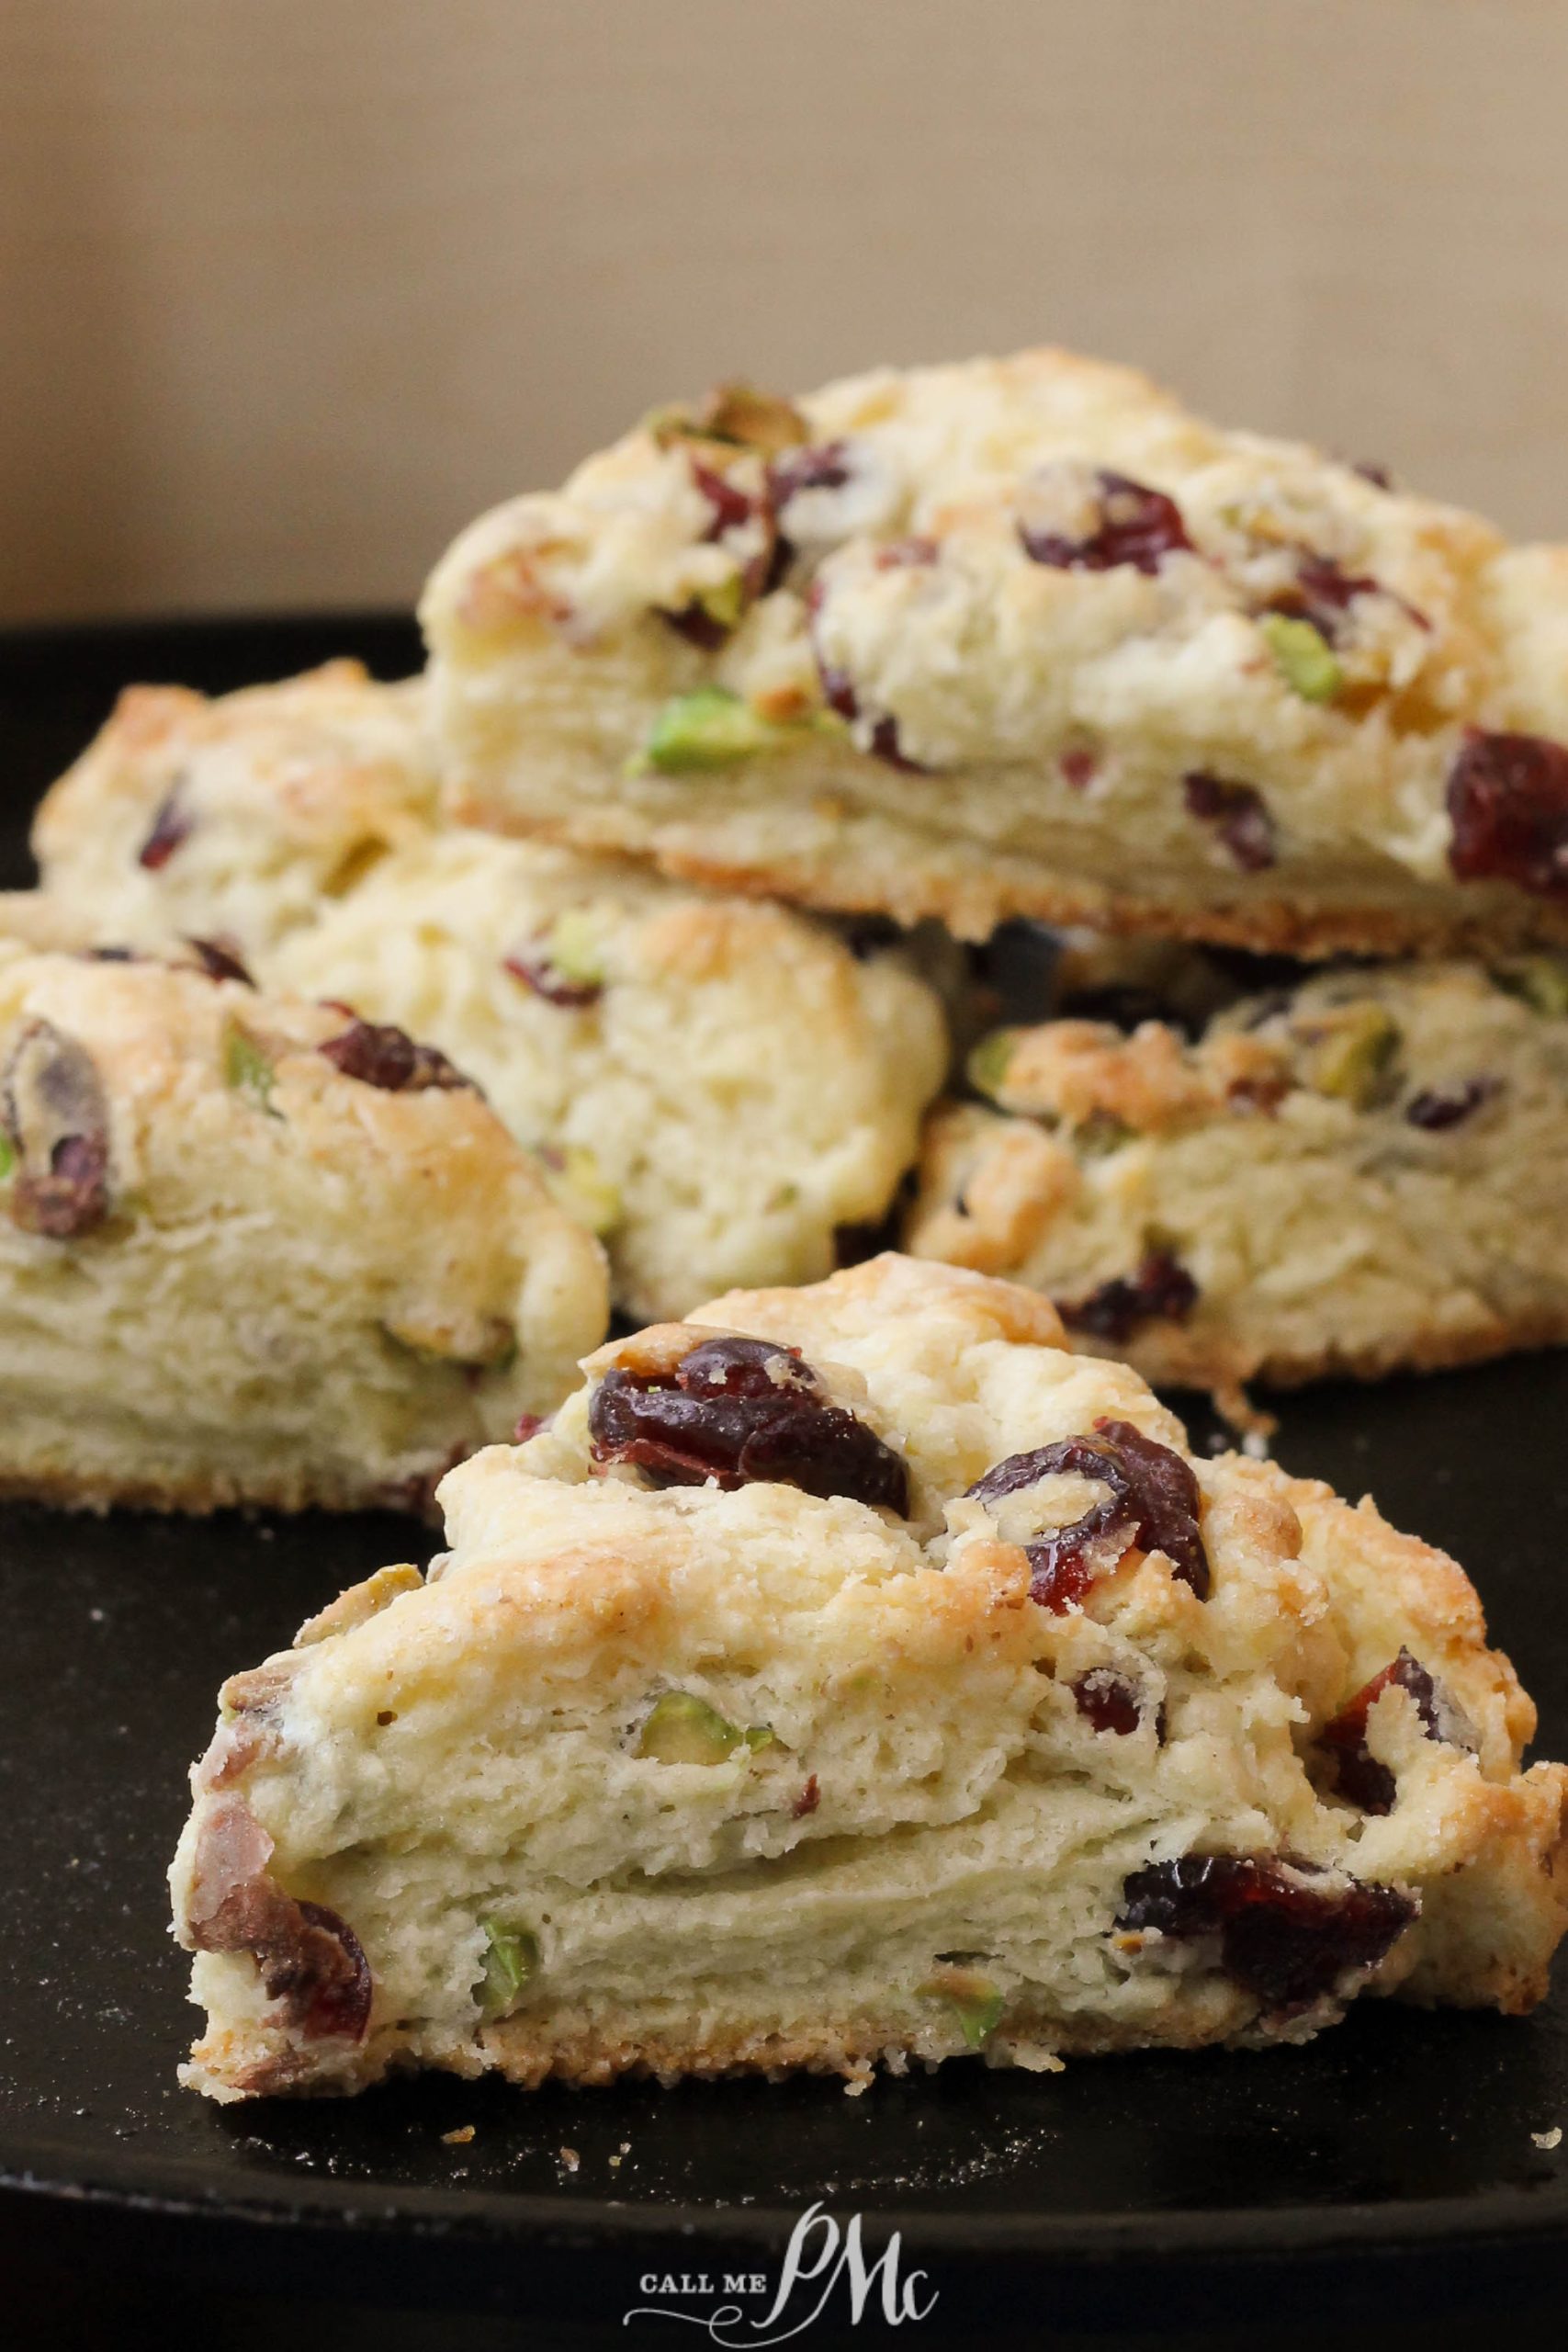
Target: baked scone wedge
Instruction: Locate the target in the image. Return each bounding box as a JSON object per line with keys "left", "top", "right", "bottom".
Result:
{"left": 908, "top": 958, "right": 1568, "bottom": 1395}
{"left": 265, "top": 832, "right": 948, "bottom": 1318}
{"left": 171, "top": 1256, "right": 1567, "bottom": 2099}
{"left": 0, "top": 945, "right": 605, "bottom": 1510}
{"left": 423, "top": 349, "right": 1568, "bottom": 955}
{"left": 29, "top": 660, "right": 437, "bottom": 957}
{"left": 24, "top": 660, "right": 949, "bottom": 1319}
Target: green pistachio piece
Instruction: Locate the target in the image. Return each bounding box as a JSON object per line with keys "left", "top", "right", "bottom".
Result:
{"left": 1075, "top": 1111, "right": 1134, "bottom": 1158}
{"left": 637, "top": 1690, "right": 770, "bottom": 1764}
{"left": 1259, "top": 613, "right": 1343, "bottom": 704}
{"left": 647, "top": 382, "right": 810, "bottom": 456}
{"left": 221, "top": 1017, "right": 280, "bottom": 1118}
{"left": 479, "top": 1918, "right": 540, "bottom": 2017}
{"left": 0, "top": 1131, "right": 13, "bottom": 1184}
{"left": 920, "top": 1970, "right": 1005, "bottom": 2051}
{"left": 555, "top": 1143, "right": 621, "bottom": 1237}
{"left": 643, "top": 687, "right": 779, "bottom": 774}
{"left": 545, "top": 910, "right": 606, "bottom": 991}
{"left": 1305, "top": 1004, "right": 1401, "bottom": 1106}
{"left": 1495, "top": 956, "right": 1568, "bottom": 1017}
{"left": 966, "top": 1029, "right": 1021, "bottom": 1103}
{"left": 690, "top": 571, "right": 748, "bottom": 635}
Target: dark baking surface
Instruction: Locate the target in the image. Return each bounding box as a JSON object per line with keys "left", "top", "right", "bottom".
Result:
{"left": 4, "top": 621, "right": 1568, "bottom": 2336}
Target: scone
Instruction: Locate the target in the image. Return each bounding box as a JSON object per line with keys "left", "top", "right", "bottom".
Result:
{"left": 0, "top": 945, "right": 606, "bottom": 1510}
{"left": 908, "top": 959, "right": 1568, "bottom": 1394}
{"left": 170, "top": 1256, "right": 1567, "bottom": 2099}
{"left": 423, "top": 349, "right": 1568, "bottom": 956}
{"left": 30, "top": 661, "right": 437, "bottom": 957}
{"left": 266, "top": 831, "right": 949, "bottom": 1319}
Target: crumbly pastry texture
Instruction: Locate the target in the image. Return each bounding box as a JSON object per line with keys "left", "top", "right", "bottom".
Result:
{"left": 0, "top": 945, "right": 606, "bottom": 1511}
{"left": 171, "top": 1256, "right": 1568, "bottom": 2100}
{"left": 30, "top": 661, "right": 439, "bottom": 958}
{"left": 422, "top": 348, "right": 1568, "bottom": 955}
{"left": 26, "top": 662, "right": 948, "bottom": 1321}
{"left": 908, "top": 958, "right": 1568, "bottom": 1393}
{"left": 267, "top": 832, "right": 948, "bottom": 1321}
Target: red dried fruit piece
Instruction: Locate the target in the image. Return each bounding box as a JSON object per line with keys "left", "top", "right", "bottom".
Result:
{"left": 1184, "top": 773, "right": 1277, "bottom": 872}
{"left": 1057, "top": 1250, "right": 1199, "bottom": 1345}
{"left": 966, "top": 1416, "right": 1209, "bottom": 1610}
{"left": 1448, "top": 729, "right": 1568, "bottom": 897}
{"left": 261, "top": 1901, "right": 373, "bottom": 2041}
{"left": 2, "top": 1019, "right": 112, "bottom": 1239}
{"left": 1404, "top": 1077, "right": 1498, "bottom": 1132}
{"left": 138, "top": 784, "right": 193, "bottom": 871}
{"left": 185, "top": 1796, "right": 372, "bottom": 2041}
{"left": 1319, "top": 1647, "right": 1473, "bottom": 1814}
{"left": 186, "top": 936, "right": 255, "bottom": 987}
{"left": 588, "top": 1332, "right": 909, "bottom": 1514}
{"left": 1116, "top": 1852, "right": 1416, "bottom": 2012}
{"left": 1060, "top": 747, "right": 1099, "bottom": 791}
{"left": 1020, "top": 469, "right": 1193, "bottom": 576}
{"left": 1072, "top": 1668, "right": 1144, "bottom": 1736}
{"left": 793, "top": 1775, "right": 821, "bottom": 1818}
{"left": 661, "top": 456, "right": 780, "bottom": 647}
{"left": 768, "top": 440, "right": 854, "bottom": 511}
{"left": 502, "top": 947, "right": 604, "bottom": 1010}
{"left": 318, "top": 1019, "right": 471, "bottom": 1093}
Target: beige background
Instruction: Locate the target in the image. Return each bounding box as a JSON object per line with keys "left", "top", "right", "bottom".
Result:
{"left": 6, "top": 0, "right": 1568, "bottom": 623}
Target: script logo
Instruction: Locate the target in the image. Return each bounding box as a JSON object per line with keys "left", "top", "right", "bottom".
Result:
{"left": 624, "top": 2202, "right": 938, "bottom": 2342}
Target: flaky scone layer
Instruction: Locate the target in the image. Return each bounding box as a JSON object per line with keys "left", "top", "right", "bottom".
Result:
{"left": 908, "top": 959, "right": 1568, "bottom": 1393}
{"left": 422, "top": 348, "right": 1568, "bottom": 954}
{"left": 0, "top": 947, "right": 606, "bottom": 1510}
{"left": 22, "top": 662, "right": 948, "bottom": 1321}
{"left": 172, "top": 1257, "right": 1566, "bottom": 2099}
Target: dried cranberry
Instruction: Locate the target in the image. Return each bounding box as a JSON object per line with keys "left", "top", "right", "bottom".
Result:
{"left": 1116, "top": 1853, "right": 1416, "bottom": 2012}
{"left": 1072, "top": 1668, "right": 1144, "bottom": 1736}
{"left": 1404, "top": 1077, "right": 1498, "bottom": 1132}
{"left": 513, "top": 1412, "right": 546, "bottom": 1444}
{"left": 1269, "top": 554, "right": 1427, "bottom": 642}
{"left": 1057, "top": 1250, "right": 1199, "bottom": 1344}
{"left": 1319, "top": 1648, "right": 1461, "bottom": 1814}
{"left": 589, "top": 1333, "right": 909, "bottom": 1513}
{"left": 768, "top": 440, "right": 854, "bottom": 510}
{"left": 138, "top": 785, "right": 193, "bottom": 871}
{"left": 691, "top": 458, "right": 755, "bottom": 537}
{"left": 1448, "top": 729, "right": 1568, "bottom": 897}
{"left": 186, "top": 936, "right": 254, "bottom": 987}
{"left": 793, "top": 1775, "right": 821, "bottom": 1818}
{"left": 1020, "top": 470, "right": 1193, "bottom": 576}
{"left": 810, "top": 645, "right": 922, "bottom": 771}
{"left": 502, "top": 947, "right": 603, "bottom": 1010}
{"left": 966, "top": 1416, "right": 1209, "bottom": 1610}
{"left": 318, "top": 1019, "right": 470, "bottom": 1093}
{"left": 1184, "top": 773, "right": 1277, "bottom": 872}
{"left": 261, "top": 1900, "right": 373, "bottom": 2041}
{"left": 1060, "top": 747, "right": 1098, "bottom": 791}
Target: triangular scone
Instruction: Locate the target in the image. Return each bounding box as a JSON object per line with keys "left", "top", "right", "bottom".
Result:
{"left": 423, "top": 348, "right": 1568, "bottom": 956}
{"left": 22, "top": 663, "right": 948, "bottom": 1320}
{"left": 267, "top": 832, "right": 947, "bottom": 1319}
{"left": 29, "top": 661, "right": 438, "bottom": 957}
{"left": 908, "top": 957, "right": 1568, "bottom": 1393}
{"left": 171, "top": 1257, "right": 1567, "bottom": 2099}
{"left": 0, "top": 946, "right": 606, "bottom": 1510}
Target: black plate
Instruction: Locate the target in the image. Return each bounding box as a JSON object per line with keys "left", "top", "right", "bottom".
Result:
{"left": 4, "top": 621, "right": 1568, "bottom": 2336}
